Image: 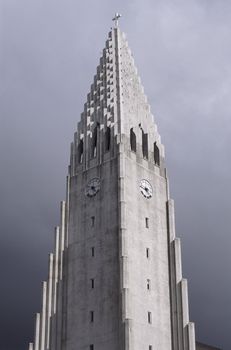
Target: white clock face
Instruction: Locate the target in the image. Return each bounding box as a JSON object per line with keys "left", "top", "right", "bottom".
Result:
{"left": 139, "top": 179, "right": 153, "bottom": 199}
{"left": 85, "top": 178, "right": 101, "bottom": 197}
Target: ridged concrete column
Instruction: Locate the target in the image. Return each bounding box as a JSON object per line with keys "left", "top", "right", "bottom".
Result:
{"left": 167, "top": 199, "right": 176, "bottom": 241}
{"left": 167, "top": 198, "right": 196, "bottom": 350}
{"left": 34, "top": 313, "right": 40, "bottom": 350}
{"left": 181, "top": 299, "right": 196, "bottom": 350}
{"left": 49, "top": 227, "right": 60, "bottom": 350}
{"left": 167, "top": 200, "right": 179, "bottom": 350}
{"left": 188, "top": 323, "right": 196, "bottom": 350}
{"left": 54, "top": 201, "right": 66, "bottom": 350}
{"left": 39, "top": 281, "right": 47, "bottom": 350}
{"left": 114, "top": 28, "right": 123, "bottom": 135}
{"left": 118, "top": 137, "right": 130, "bottom": 350}
{"left": 167, "top": 199, "right": 183, "bottom": 350}
{"left": 65, "top": 175, "right": 70, "bottom": 248}
{"left": 59, "top": 201, "right": 66, "bottom": 280}
{"left": 70, "top": 142, "right": 75, "bottom": 177}
{"left": 45, "top": 253, "right": 53, "bottom": 350}
{"left": 52, "top": 227, "right": 60, "bottom": 315}
{"left": 175, "top": 239, "right": 184, "bottom": 350}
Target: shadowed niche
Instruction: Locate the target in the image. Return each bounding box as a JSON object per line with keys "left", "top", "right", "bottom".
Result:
{"left": 105, "top": 127, "right": 111, "bottom": 151}
{"left": 78, "top": 139, "right": 83, "bottom": 164}
{"left": 130, "top": 128, "right": 136, "bottom": 152}
{"left": 91, "top": 127, "right": 97, "bottom": 158}
{"left": 154, "top": 142, "right": 160, "bottom": 166}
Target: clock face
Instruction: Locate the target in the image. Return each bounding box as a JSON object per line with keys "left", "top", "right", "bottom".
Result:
{"left": 139, "top": 179, "right": 153, "bottom": 199}
{"left": 85, "top": 178, "right": 101, "bottom": 197}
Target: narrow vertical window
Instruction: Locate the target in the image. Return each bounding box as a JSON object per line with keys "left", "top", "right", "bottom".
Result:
{"left": 142, "top": 129, "right": 148, "bottom": 159}
{"left": 90, "top": 311, "right": 94, "bottom": 323}
{"left": 148, "top": 311, "right": 152, "bottom": 324}
{"left": 130, "top": 128, "right": 136, "bottom": 152}
{"left": 91, "top": 247, "right": 95, "bottom": 257}
{"left": 78, "top": 139, "right": 83, "bottom": 164}
{"left": 91, "top": 216, "right": 95, "bottom": 227}
{"left": 105, "top": 127, "right": 111, "bottom": 151}
{"left": 145, "top": 217, "right": 149, "bottom": 228}
{"left": 147, "top": 279, "right": 151, "bottom": 290}
{"left": 146, "top": 248, "right": 150, "bottom": 258}
{"left": 154, "top": 142, "right": 160, "bottom": 166}
{"left": 91, "top": 278, "right": 95, "bottom": 289}
{"left": 149, "top": 346, "right": 153, "bottom": 350}
{"left": 90, "top": 345, "right": 94, "bottom": 350}
{"left": 91, "top": 127, "right": 97, "bottom": 158}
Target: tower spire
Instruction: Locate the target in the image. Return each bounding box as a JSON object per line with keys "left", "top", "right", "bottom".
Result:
{"left": 112, "top": 13, "right": 121, "bottom": 27}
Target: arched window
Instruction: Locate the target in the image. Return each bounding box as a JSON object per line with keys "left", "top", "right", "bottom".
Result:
{"left": 142, "top": 130, "right": 148, "bottom": 159}
{"left": 154, "top": 142, "right": 160, "bottom": 166}
{"left": 130, "top": 128, "right": 136, "bottom": 152}
{"left": 105, "top": 127, "right": 111, "bottom": 151}
{"left": 91, "top": 127, "right": 97, "bottom": 158}
{"left": 78, "top": 139, "right": 83, "bottom": 164}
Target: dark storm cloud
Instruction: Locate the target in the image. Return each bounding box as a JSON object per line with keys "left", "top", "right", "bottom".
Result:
{"left": 0, "top": 0, "right": 230, "bottom": 349}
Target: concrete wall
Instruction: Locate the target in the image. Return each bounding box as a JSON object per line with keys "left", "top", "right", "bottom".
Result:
{"left": 122, "top": 139, "right": 171, "bottom": 349}
{"left": 65, "top": 157, "right": 120, "bottom": 350}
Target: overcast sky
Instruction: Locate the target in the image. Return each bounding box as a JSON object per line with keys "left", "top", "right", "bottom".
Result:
{"left": 1, "top": 1, "right": 231, "bottom": 349}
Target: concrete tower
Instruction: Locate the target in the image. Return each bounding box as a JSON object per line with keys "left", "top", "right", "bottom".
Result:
{"left": 29, "top": 23, "right": 196, "bottom": 350}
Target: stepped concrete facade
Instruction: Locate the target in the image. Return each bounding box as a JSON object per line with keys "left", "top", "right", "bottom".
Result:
{"left": 28, "top": 24, "right": 219, "bottom": 350}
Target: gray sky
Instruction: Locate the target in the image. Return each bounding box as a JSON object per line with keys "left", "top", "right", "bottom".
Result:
{"left": 1, "top": 0, "right": 231, "bottom": 349}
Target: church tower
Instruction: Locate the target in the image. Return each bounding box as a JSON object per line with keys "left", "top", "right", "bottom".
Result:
{"left": 29, "top": 20, "right": 196, "bottom": 350}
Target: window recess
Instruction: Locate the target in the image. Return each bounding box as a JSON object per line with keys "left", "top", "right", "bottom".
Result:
{"left": 145, "top": 217, "right": 149, "bottom": 228}
{"left": 146, "top": 248, "right": 150, "bottom": 258}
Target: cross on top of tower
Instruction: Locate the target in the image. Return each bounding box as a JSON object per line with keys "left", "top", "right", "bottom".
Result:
{"left": 112, "top": 13, "right": 122, "bottom": 27}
